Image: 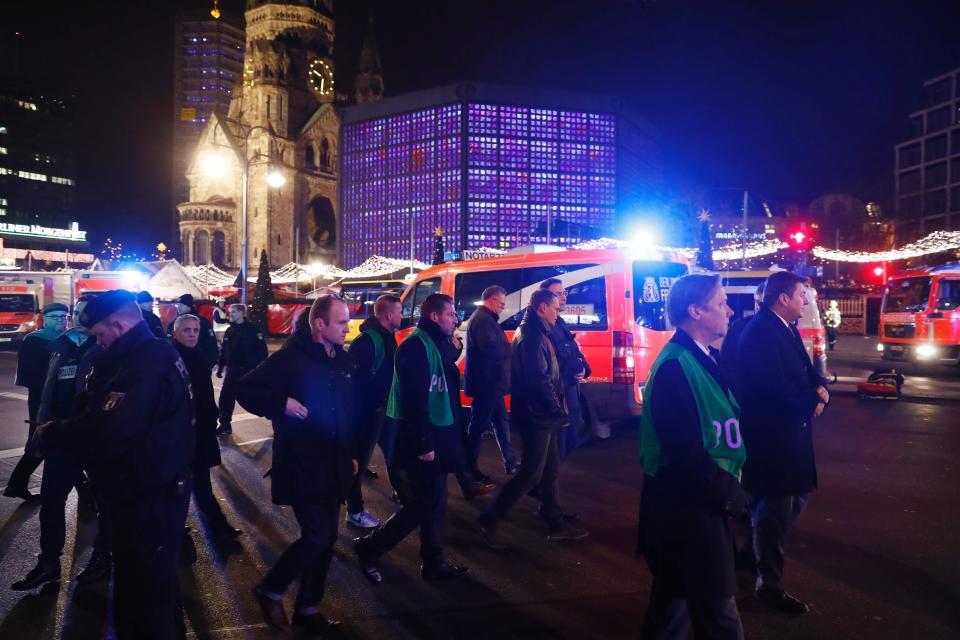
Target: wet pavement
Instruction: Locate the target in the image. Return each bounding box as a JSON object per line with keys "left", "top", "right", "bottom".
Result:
{"left": 0, "top": 339, "right": 956, "bottom": 639}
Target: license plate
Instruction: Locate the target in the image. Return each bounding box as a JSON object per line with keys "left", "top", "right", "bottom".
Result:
{"left": 890, "top": 345, "right": 904, "bottom": 352}
{"left": 0, "top": 338, "right": 11, "bottom": 343}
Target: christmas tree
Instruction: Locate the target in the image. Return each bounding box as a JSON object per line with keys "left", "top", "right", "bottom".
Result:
{"left": 249, "top": 249, "right": 273, "bottom": 334}
{"left": 433, "top": 227, "right": 445, "bottom": 265}
{"left": 695, "top": 209, "right": 714, "bottom": 271}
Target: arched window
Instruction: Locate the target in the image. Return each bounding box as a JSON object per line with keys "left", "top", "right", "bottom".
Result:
{"left": 212, "top": 231, "right": 226, "bottom": 265}
{"left": 194, "top": 230, "right": 210, "bottom": 265}
{"left": 320, "top": 138, "right": 331, "bottom": 171}
{"left": 182, "top": 231, "right": 192, "bottom": 264}
{"left": 306, "top": 145, "right": 315, "bottom": 167}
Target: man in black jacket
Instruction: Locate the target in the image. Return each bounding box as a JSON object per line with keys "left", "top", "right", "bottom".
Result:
{"left": 353, "top": 293, "right": 470, "bottom": 583}
{"left": 136, "top": 290, "right": 165, "bottom": 338}
{"left": 172, "top": 315, "right": 241, "bottom": 542}
{"left": 216, "top": 303, "right": 268, "bottom": 435}
{"left": 166, "top": 293, "right": 218, "bottom": 369}
{"left": 541, "top": 278, "right": 592, "bottom": 461}
{"left": 465, "top": 285, "right": 519, "bottom": 477}
{"left": 478, "top": 289, "right": 589, "bottom": 548}
{"left": 638, "top": 273, "right": 750, "bottom": 639}
{"left": 238, "top": 295, "right": 357, "bottom": 634}
{"left": 737, "top": 271, "right": 830, "bottom": 615}
{"left": 719, "top": 282, "right": 764, "bottom": 400}
{"left": 34, "top": 290, "right": 195, "bottom": 640}
{"left": 11, "top": 295, "right": 111, "bottom": 591}
{"left": 345, "top": 294, "right": 402, "bottom": 529}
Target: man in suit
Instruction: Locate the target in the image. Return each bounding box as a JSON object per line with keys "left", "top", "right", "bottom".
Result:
{"left": 737, "top": 271, "right": 830, "bottom": 615}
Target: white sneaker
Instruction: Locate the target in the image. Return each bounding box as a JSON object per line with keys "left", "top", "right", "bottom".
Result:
{"left": 346, "top": 510, "right": 381, "bottom": 528}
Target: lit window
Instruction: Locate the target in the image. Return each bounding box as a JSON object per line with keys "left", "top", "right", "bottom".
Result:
{"left": 17, "top": 101, "right": 37, "bottom": 111}
{"left": 52, "top": 176, "right": 74, "bottom": 185}
{"left": 0, "top": 127, "right": 6, "bottom": 134}
{"left": 0, "top": 208, "right": 5, "bottom": 216}
{"left": 0, "top": 198, "right": 7, "bottom": 205}
{"left": 0, "top": 147, "right": 6, "bottom": 155}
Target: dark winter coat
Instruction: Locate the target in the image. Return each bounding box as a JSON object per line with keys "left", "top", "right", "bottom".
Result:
{"left": 217, "top": 320, "right": 268, "bottom": 371}
{"left": 40, "top": 321, "right": 195, "bottom": 504}
{"left": 464, "top": 305, "right": 511, "bottom": 397}
{"left": 548, "top": 316, "right": 591, "bottom": 388}
{"left": 385, "top": 317, "right": 467, "bottom": 473}
{"left": 350, "top": 316, "right": 398, "bottom": 412}
{"left": 737, "top": 307, "right": 828, "bottom": 497}
{"left": 637, "top": 329, "right": 750, "bottom": 600}
{"left": 167, "top": 309, "right": 219, "bottom": 370}
{"left": 718, "top": 314, "right": 752, "bottom": 400}
{"left": 173, "top": 340, "right": 222, "bottom": 471}
{"left": 16, "top": 330, "right": 57, "bottom": 392}
{"left": 143, "top": 309, "right": 165, "bottom": 338}
{"left": 237, "top": 328, "right": 356, "bottom": 506}
{"left": 510, "top": 307, "right": 568, "bottom": 430}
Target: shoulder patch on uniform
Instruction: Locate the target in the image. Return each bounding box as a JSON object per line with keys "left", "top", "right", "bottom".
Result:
{"left": 103, "top": 392, "right": 126, "bottom": 411}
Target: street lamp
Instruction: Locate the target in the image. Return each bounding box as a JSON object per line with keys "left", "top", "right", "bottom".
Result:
{"left": 201, "top": 125, "right": 284, "bottom": 306}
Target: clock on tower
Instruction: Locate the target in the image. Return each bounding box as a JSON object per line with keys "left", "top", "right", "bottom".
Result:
{"left": 308, "top": 58, "right": 334, "bottom": 100}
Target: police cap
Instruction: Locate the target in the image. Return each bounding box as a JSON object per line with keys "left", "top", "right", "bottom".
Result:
{"left": 79, "top": 289, "right": 137, "bottom": 328}
{"left": 42, "top": 303, "right": 69, "bottom": 316}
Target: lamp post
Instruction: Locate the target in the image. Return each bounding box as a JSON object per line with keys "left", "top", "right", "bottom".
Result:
{"left": 201, "top": 125, "right": 285, "bottom": 307}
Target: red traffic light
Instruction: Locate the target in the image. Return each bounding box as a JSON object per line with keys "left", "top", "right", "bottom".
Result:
{"left": 788, "top": 229, "right": 810, "bottom": 248}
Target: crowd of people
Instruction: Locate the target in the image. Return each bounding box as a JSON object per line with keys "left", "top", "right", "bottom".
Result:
{"left": 0, "top": 269, "right": 828, "bottom": 639}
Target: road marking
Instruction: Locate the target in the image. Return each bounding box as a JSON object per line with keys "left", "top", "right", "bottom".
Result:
{"left": 234, "top": 436, "right": 272, "bottom": 446}
{"left": 0, "top": 447, "right": 25, "bottom": 460}
{"left": 0, "top": 391, "right": 28, "bottom": 401}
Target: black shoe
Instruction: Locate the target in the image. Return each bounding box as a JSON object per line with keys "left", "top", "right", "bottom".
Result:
{"left": 477, "top": 515, "right": 506, "bottom": 550}
{"left": 421, "top": 561, "right": 468, "bottom": 581}
{"left": 536, "top": 506, "right": 579, "bottom": 524}
{"left": 755, "top": 586, "right": 809, "bottom": 615}
{"left": 213, "top": 523, "right": 243, "bottom": 542}
{"left": 216, "top": 424, "right": 232, "bottom": 436}
{"left": 11, "top": 561, "right": 61, "bottom": 591}
{"left": 3, "top": 486, "right": 40, "bottom": 503}
{"left": 547, "top": 521, "right": 590, "bottom": 541}
{"left": 76, "top": 553, "right": 111, "bottom": 584}
{"left": 291, "top": 611, "right": 341, "bottom": 633}
{"left": 365, "top": 466, "right": 379, "bottom": 479}
{"left": 352, "top": 537, "right": 383, "bottom": 584}
{"left": 254, "top": 584, "right": 291, "bottom": 631}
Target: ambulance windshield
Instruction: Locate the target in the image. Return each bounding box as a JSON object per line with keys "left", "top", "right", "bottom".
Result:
{"left": 633, "top": 261, "right": 688, "bottom": 331}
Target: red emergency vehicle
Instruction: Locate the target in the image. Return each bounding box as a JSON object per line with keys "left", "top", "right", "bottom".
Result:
{"left": 878, "top": 263, "right": 960, "bottom": 367}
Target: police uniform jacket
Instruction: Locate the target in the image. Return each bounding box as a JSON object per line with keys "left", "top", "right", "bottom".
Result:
{"left": 510, "top": 307, "right": 568, "bottom": 431}
{"left": 218, "top": 321, "right": 268, "bottom": 371}
{"left": 386, "top": 317, "right": 468, "bottom": 473}
{"left": 42, "top": 321, "right": 195, "bottom": 504}
{"left": 464, "top": 305, "right": 511, "bottom": 397}
{"left": 173, "top": 340, "right": 221, "bottom": 471}
{"left": 37, "top": 330, "right": 97, "bottom": 423}
{"left": 143, "top": 309, "right": 165, "bottom": 338}
{"left": 737, "top": 306, "right": 828, "bottom": 497}
{"left": 236, "top": 328, "right": 356, "bottom": 506}
{"left": 350, "top": 316, "right": 398, "bottom": 413}
{"left": 637, "top": 329, "right": 750, "bottom": 601}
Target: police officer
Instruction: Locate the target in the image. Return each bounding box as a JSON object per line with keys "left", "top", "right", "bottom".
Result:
{"left": 4, "top": 302, "right": 69, "bottom": 501}
{"left": 166, "top": 293, "right": 218, "bottom": 369}
{"left": 215, "top": 303, "right": 267, "bottom": 435}
{"left": 353, "top": 293, "right": 470, "bottom": 584}
{"left": 345, "top": 294, "right": 403, "bottom": 530}
{"left": 11, "top": 295, "right": 113, "bottom": 591}
{"left": 135, "top": 290, "right": 164, "bottom": 338}
{"left": 34, "top": 290, "right": 195, "bottom": 640}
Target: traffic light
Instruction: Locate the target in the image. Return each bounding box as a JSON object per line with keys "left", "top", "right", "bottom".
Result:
{"left": 788, "top": 229, "right": 811, "bottom": 249}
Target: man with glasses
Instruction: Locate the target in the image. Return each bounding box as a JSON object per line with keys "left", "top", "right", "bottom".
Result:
{"left": 5, "top": 303, "right": 70, "bottom": 501}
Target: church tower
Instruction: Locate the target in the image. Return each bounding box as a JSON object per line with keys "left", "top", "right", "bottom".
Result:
{"left": 179, "top": 0, "right": 343, "bottom": 270}
{"left": 354, "top": 14, "right": 384, "bottom": 104}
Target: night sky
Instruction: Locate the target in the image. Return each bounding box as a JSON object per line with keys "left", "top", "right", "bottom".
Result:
{"left": 4, "top": 0, "right": 959, "bottom": 255}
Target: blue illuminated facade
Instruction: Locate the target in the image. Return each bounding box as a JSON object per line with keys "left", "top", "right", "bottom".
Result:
{"left": 339, "top": 83, "right": 662, "bottom": 267}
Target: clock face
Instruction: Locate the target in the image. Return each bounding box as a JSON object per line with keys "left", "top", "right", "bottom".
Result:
{"left": 308, "top": 59, "right": 334, "bottom": 98}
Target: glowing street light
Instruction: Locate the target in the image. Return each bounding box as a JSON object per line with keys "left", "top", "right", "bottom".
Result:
{"left": 266, "top": 168, "right": 286, "bottom": 188}
{"left": 200, "top": 151, "right": 228, "bottom": 177}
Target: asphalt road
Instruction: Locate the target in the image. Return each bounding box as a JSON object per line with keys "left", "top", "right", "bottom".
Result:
{"left": 0, "top": 337, "right": 956, "bottom": 639}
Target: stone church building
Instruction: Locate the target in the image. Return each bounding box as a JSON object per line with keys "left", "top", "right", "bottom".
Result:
{"left": 177, "top": 0, "right": 382, "bottom": 268}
